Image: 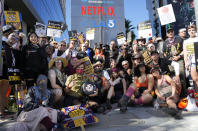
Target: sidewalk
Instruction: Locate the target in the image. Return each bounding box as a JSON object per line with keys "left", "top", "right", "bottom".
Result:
{"left": 1, "top": 106, "right": 198, "bottom": 131}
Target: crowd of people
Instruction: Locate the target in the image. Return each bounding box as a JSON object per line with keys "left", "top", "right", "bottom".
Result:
{"left": 0, "top": 24, "right": 198, "bottom": 130}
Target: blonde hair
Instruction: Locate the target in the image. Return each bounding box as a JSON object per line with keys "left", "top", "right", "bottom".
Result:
{"left": 188, "top": 25, "right": 197, "bottom": 31}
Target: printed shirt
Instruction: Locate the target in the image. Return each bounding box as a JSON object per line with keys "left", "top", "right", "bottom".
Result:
{"left": 66, "top": 73, "right": 90, "bottom": 97}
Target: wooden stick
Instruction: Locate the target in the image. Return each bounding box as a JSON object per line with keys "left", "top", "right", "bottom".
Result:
{"left": 80, "top": 125, "right": 85, "bottom": 131}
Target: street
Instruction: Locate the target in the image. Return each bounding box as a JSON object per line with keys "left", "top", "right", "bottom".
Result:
{"left": 1, "top": 106, "right": 198, "bottom": 131}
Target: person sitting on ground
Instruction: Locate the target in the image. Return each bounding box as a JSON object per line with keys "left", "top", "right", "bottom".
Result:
{"left": 106, "top": 68, "right": 127, "bottom": 109}
{"left": 151, "top": 67, "right": 182, "bottom": 119}
{"left": 120, "top": 63, "right": 154, "bottom": 112}
{"left": 48, "top": 57, "right": 68, "bottom": 108}
{"left": 65, "top": 63, "right": 98, "bottom": 106}
{"left": 119, "top": 60, "right": 133, "bottom": 87}
{"left": 10, "top": 75, "right": 59, "bottom": 131}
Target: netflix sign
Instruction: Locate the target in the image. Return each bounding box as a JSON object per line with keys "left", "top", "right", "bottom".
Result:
{"left": 79, "top": 1, "right": 116, "bottom": 28}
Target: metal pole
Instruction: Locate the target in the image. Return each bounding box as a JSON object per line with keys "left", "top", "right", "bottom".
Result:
{"left": 194, "top": 0, "right": 198, "bottom": 30}
{"left": 0, "top": 0, "right": 4, "bottom": 64}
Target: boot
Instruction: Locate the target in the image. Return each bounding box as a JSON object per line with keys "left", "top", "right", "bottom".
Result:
{"left": 120, "top": 95, "right": 129, "bottom": 113}
{"left": 106, "top": 99, "right": 112, "bottom": 109}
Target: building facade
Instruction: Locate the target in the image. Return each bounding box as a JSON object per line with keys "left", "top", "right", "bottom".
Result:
{"left": 4, "top": 0, "right": 67, "bottom": 41}
{"left": 146, "top": 0, "right": 195, "bottom": 38}
{"left": 69, "top": 0, "right": 125, "bottom": 47}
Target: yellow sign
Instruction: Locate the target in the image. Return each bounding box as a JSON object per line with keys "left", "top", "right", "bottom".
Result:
{"left": 81, "top": 57, "right": 94, "bottom": 76}
{"left": 4, "top": 11, "right": 21, "bottom": 30}
{"left": 186, "top": 43, "right": 194, "bottom": 55}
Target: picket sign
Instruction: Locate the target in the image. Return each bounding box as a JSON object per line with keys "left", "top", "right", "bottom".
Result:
{"left": 157, "top": 4, "right": 176, "bottom": 26}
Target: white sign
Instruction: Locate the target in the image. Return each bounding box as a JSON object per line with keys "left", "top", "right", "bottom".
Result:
{"left": 157, "top": 4, "right": 176, "bottom": 26}
{"left": 47, "top": 21, "right": 62, "bottom": 38}
{"left": 138, "top": 21, "right": 152, "bottom": 38}
{"left": 117, "top": 32, "right": 126, "bottom": 46}
{"left": 35, "top": 22, "right": 46, "bottom": 37}
{"left": 86, "top": 28, "right": 95, "bottom": 40}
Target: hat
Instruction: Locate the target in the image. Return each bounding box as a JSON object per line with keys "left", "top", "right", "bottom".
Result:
{"left": 179, "top": 28, "right": 186, "bottom": 33}
{"left": 48, "top": 57, "right": 68, "bottom": 69}
{"left": 133, "top": 54, "right": 142, "bottom": 59}
{"left": 156, "top": 37, "right": 163, "bottom": 42}
{"left": 111, "top": 68, "right": 119, "bottom": 73}
{"left": 93, "top": 61, "right": 103, "bottom": 67}
{"left": 40, "top": 34, "right": 47, "bottom": 38}
{"left": 167, "top": 27, "right": 174, "bottom": 32}
{"left": 3, "top": 25, "right": 13, "bottom": 34}
{"left": 96, "top": 44, "right": 101, "bottom": 49}
{"left": 151, "top": 51, "right": 159, "bottom": 56}
{"left": 137, "top": 37, "right": 146, "bottom": 42}
{"left": 150, "top": 66, "right": 161, "bottom": 73}
{"left": 147, "top": 43, "right": 155, "bottom": 48}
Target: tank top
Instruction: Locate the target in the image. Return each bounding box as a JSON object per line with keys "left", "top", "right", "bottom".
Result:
{"left": 157, "top": 76, "right": 172, "bottom": 96}
{"left": 136, "top": 76, "right": 148, "bottom": 88}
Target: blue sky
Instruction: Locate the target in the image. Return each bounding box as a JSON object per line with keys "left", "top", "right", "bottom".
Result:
{"left": 124, "top": 0, "right": 149, "bottom": 37}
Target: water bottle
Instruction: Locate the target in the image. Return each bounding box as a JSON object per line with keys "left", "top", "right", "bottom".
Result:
{"left": 154, "top": 102, "right": 159, "bottom": 110}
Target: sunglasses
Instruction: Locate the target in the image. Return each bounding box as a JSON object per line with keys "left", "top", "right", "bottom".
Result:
{"left": 61, "top": 44, "right": 66, "bottom": 47}
{"left": 122, "top": 63, "right": 128, "bottom": 66}
{"left": 55, "top": 60, "right": 62, "bottom": 63}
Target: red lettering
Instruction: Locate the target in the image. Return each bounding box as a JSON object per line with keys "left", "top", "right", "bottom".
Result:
{"left": 110, "top": 7, "right": 115, "bottom": 16}
{"left": 93, "top": 6, "right": 97, "bottom": 15}
{"left": 87, "top": 6, "right": 92, "bottom": 15}
{"left": 81, "top": 6, "right": 86, "bottom": 15}
{"left": 107, "top": 7, "right": 109, "bottom": 15}
{"left": 97, "top": 7, "right": 102, "bottom": 15}
{"left": 102, "top": 7, "right": 106, "bottom": 15}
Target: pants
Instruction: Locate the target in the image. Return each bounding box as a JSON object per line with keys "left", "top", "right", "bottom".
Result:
{"left": 0, "top": 80, "right": 9, "bottom": 114}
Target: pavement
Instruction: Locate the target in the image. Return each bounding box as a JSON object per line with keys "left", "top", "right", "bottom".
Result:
{"left": 1, "top": 106, "right": 198, "bottom": 131}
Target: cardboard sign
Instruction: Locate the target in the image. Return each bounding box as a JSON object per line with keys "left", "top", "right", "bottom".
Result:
{"left": 117, "top": 32, "right": 126, "bottom": 46}
{"left": 77, "top": 32, "right": 85, "bottom": 44}
{"left": 47, "top": 21, "right": 62, "bottom": 38}
{"left": 81, "top": 56, "right": 94, "bottom": 76}
{"left": 127, "top": 32, "right": 132, "bottom": 43}
{"left": 194, "top": 42, "right": 198, "bottom": 72}
{"left": 61, "top": 104, "right": 99, "bottom": 129}
{"left": 7, "top": 68, "right": 21, "bottom": 85}
{"left": 4, "top": 11, "right": 22, "bottom": 30}
{"left": 86, "top": 28, "right": 95, "bottom": 40}
{"left": 138, "top": 21, "right": 152, "bottom": 38}
{"left": 157, "top": 4, "right": 176, "bottom": 26}
{"left": 35, "top": 22, "right": 46, "bottom": 37}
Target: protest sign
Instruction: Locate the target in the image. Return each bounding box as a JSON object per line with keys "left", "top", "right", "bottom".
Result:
{"left": 138, "top": 21, "right": 152, "bottom": 38}
{"left": 86, "top": 28, "right": 95, "bottom": 40}
{"left": 117, "top": 32, "right": 126, "bottom": 46}
{"left": 194, "top": 42, "right": 198, "bottom": 72}
{"left": 157, "top": 4, "right": 176, "bottom": 26}
{"left": 35, "top": 22, "right": 46, "bottom": 37}
{"left": 47, "top": 21, "right": 62, "bottom": 38}
{"left": 127, "top": 32, "right": 132, "bottom": 43}
{"left": 77, "top": 32, "right": 85, "bottom": 44}
{"left": 4, "top": 10, "right": 22, "bottom": 30}
{"left": 81, "top": 56, "right": 94, "bottom": 76}
{"left": 61, "top": 104, "right": 99, "bottom": 129}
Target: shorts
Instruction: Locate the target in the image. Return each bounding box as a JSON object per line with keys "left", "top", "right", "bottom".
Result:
{"left": 156, "top": 92, "right": 172, "bottom": 104}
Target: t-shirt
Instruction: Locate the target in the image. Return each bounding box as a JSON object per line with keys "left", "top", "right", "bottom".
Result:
{"left": 65, "top": 74, "right": 90, "bottom": 97}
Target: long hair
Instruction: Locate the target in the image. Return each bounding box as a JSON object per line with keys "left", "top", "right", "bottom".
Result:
{"left": 134, "top": 63, "right": 149, "bottom": 77}
{"left": 27, "top": 31, "right": 38, "bottom": 44}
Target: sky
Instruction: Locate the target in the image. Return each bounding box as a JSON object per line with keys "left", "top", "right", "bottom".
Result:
{"left": 124, "top": 0, "right": 149, "bottom": 37}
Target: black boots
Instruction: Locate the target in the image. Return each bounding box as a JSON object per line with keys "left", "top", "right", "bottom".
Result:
{"left": 120, "top": 95, "right": 129, "bottom": 113}
{"left": 106, "top": 99, "right": 112, "bottom": 109}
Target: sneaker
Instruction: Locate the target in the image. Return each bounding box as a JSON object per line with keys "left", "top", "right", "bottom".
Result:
{"left": 97, "top": 106, "right": 106, "bottom": 113}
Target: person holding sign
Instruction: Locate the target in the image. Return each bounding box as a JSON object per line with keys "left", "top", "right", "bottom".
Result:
{"left": 183, "top": 25, "right": 198, "bottom": 92}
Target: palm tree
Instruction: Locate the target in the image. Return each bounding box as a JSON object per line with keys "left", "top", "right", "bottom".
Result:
{"left": 125, "top": 19, "right": 136, "bottom": 42}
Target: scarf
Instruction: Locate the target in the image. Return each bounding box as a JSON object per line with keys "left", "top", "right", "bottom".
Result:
{"left": 53, "top": 67, "right": 66, "bottom": 87}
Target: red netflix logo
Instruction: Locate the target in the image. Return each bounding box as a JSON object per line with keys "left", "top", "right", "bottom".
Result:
{"left": 81, "top": 6, "right": 115, "bottom": 16}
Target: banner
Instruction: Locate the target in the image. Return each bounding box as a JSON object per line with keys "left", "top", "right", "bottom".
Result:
{"left": 77, "top": 32, "right": 85, "bottom": 44}
{"left": 47, "top": 21, "right": 62, "bottom": 38}
{"left": 117, "top": 32, "right": 126, "bottom": 46}
{"left": 157, "top": 4, "right": 176, "bottom": 26}
{"left": 61, "top": 104, "right": 99, "bottom": 129}
{"left": 35, "top": 22, "right": 46, "bottom": 37}
{"left": 4, "top": 10, "right": 22, "bottom": 30}
{"left": 81, "top": 56, "right": 94, "bottom": 76}
{"left": 86, "top": 28, "right": 95, "bottom": 40}
{"left": 138, "top": 21, "right": 152, "bottom": 38}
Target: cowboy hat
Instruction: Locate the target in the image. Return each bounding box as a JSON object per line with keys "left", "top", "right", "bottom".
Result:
{"left": 48, "top": 57, "right": 68, "bottom": 69}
